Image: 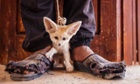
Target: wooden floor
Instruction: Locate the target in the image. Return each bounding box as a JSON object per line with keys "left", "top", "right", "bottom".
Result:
{"left": 0, "top": 65, "right": 140, "bottom": 84}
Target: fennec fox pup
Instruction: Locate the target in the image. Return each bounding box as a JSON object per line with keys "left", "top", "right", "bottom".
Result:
{"left": 43, "top": 17, "right": 82, "bottom": 72}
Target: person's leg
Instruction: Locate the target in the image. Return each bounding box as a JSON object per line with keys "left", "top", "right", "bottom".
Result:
{"left": 5, "top": 0, "right": 56, "bottom": 81}
{"left": 63, "top": 0, "right": 95, "bottom": 62}
{"left": 63, "top": 0, "right": 95, "bottom": 61}
{"left": 21, "top": 0, "right": 56, "bottom": 52}
{"left": 64, "top": 0, "right": 126, "bottom": 79}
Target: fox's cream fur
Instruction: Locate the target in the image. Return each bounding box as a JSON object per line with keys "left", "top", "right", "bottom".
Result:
{"left": 43, "top": 17, "right": 82, "bottom": 72}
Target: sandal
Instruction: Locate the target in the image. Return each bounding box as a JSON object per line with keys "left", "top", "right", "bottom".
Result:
{"left": 74, "top": 54, "right": 126, "bottom": 79}
{"left": 5, "top": 53, "right": 52, "bottom": 81}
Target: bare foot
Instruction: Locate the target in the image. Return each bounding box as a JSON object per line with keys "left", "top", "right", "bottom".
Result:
{"left": 71, "top": 46, "right": 93, "bottom": 62}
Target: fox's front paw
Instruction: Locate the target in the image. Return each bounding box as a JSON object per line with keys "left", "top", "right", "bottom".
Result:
{"left": 66, "top": 65, "right": 74, "bottom": 72}
{"left": 45, "top": 53, "right": 53, "bottom": 61}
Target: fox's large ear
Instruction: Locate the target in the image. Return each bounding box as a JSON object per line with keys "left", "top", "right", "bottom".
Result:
{"left": 66, "top": 21, "right": 82, "bottom": 36}
{"left": 43, "top": 17, "right": 57, "bottom": 33}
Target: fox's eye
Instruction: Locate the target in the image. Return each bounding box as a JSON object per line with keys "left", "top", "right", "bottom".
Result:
{"left": 62, "top": 37, "right": 66, "bottom": 40}
{"left": 54, "top": 36, "right": 58, "bottom": 40}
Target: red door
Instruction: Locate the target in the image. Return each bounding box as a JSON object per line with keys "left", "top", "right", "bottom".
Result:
{"left": 0, "top": 0, "right": 122, "bottom": 64}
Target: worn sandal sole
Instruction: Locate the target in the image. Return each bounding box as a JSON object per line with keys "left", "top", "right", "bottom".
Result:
{"left": 10, "top": 73, "right": 42, "bottom": 81}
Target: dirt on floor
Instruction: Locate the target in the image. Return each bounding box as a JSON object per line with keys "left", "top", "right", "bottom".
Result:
{"left": 0, "top": 65, "right": 140, "bottom": 84}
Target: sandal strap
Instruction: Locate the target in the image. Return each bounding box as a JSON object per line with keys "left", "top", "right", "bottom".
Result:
{"left": 5, "top": 53, "right": 52, "bottom": 74}
{"left": 75, "top": 54, "right": 126, "bottom": 79}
